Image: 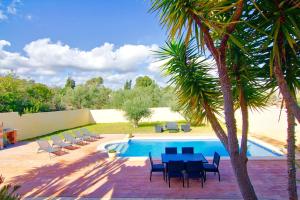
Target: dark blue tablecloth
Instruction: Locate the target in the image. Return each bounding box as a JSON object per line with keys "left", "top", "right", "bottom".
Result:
{"left": 161, "top": 153, "right": 208, "bottom": 163}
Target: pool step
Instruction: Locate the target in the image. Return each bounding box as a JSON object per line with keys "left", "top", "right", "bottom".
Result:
{"left": 115, "top": 143, "right": 129, "bottom": 153}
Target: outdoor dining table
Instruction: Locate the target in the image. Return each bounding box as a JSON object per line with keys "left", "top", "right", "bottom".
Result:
{"left": 161, "top": 153, "right": 208, "bottom": 163}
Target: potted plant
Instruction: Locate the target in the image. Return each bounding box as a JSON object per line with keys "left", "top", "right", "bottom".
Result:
{"left": 107, "top": 149, "right": 117, "bottom": 158}
{"left": 127, "top": 132, "right": 134, "bottom": 138}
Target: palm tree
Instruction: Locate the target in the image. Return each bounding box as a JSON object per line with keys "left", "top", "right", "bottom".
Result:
{"left": 151, "top": 1, "right": 259, "bottom": 199}
{"left": 252, "top": 0, "right": 300, "bottom": 122}
{"left": 157, "top": 40, "right": 229, "bottom": 148}
{"left": 284, "top": 45, "right": 300, "bottom": 200}
{"left": 249, "top": 1, "right": 300, "bottom": 199}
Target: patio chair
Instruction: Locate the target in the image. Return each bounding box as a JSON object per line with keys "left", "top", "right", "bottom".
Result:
{"left": 167, "top": 160, "right": 185, "bottom": 188}
{"left": 165, "top": 122, "right": 179, "bottom": 133}
{"left": 63, "top": 132, "right": 85, "bottom": 145}
{"left": 74, "top": 130, "right": 94, "bottom": 142}
{"left": 181, "top": 123, "right": 191, "bottom": 132}
{"left": 154, "top": 125, "right": 163, "bottom": 133}
{"left": 36, "top": 140, "right": 61, "bottom": 158}
{"left": 182, "top": 147, "right": 194, "bottom": 154}
{"left": 165, "top": 147, "right": 177, "bottom": 154}
{"left": 51, "top": 135, "right": 72, "bottom": 149}
{"left": 183, "top": 161, "right": 205, "bottom": 188}
{"left": 149, "top": 152, "right": 165, "bottom": 181}
{"left": 203, "top": 152, "right": 221, "bottom": 181}
{"left": 81, "top": 128, "right": 101, "bottom": 139}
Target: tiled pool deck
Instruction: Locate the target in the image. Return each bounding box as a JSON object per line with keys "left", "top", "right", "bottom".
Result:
{"left": 1, "top": 134, "right": 299, "bottom": 200}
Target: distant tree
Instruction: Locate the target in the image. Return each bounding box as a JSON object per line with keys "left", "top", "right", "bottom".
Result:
{"left": 65, "top": 77, "right": 76, "bottom": 89}
{"left": 86, "top": 77, "right": 103, "bottom": 87}
{"left": 122, "top": 94, "right": 152, "bottom": 127}
{"left": 62, "top": 84, "right": 111, "bottom": 109}
{"left": 135, "top": 76, "right": 154, "bottom": 88}
{"left": 25, "top": 83, "right": 53, "bottom": 112}
{"left": 124, "top": 80, "right": 132, "bottom": 90}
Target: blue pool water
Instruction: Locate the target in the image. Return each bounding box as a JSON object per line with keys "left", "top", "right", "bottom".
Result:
{"left": 105, "top": 139, "right": 282, "bottom": 158}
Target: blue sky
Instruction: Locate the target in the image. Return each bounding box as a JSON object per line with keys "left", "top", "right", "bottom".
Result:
{"left": 0, "top": 0, "right": 168, "bottom": 88}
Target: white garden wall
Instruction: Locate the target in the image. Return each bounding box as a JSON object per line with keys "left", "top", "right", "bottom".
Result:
{"left": 0, "top": 109, "right": 91, "bottom": 140}
{"left": 235, "top": 106, "right": 300, "bottom": 145}
{"left": 0, "top": 107, "right": 298, "bottom": 145}
{"left": 89, "top": 107, "right": 185, "bottom": 123}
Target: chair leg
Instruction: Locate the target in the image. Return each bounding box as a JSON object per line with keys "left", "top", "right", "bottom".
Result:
{"left": 187, "top": 178, "right": 189, "bottom": 188}
{"left": 204, "top": 171, "right": 206, "bottom": 182}
{"left": 163, "top": 171, "right": 165, "bottom": 181}
{"left": 150, "top": 171, "right": 152, "bottom": 182}
{"left": 168, "top": 177, "right": 171, "bottom": 188}
{"left": 201, "top": 177, "right": 203, "bottom": 188}
{"left": 182, "top": 176, "right": 185, "bottom": 188}
{"left": 218, "top": 171, "right": 220, "bottom": 182}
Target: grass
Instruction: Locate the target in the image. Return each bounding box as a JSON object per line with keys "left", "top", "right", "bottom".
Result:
{"left": 26, "top": 121, "right": 214, "bottom": 141}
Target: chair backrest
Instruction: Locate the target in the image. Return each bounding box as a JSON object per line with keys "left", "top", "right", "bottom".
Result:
{"left": 213, "top": 152, "right": 220, "bottom": 167}
{"left": 186, "top": 161, "right": 204, "bottom": 173}
{"left": 182, "top": 147, "right": 194, "bottom": 154}
{"left": 74, "top": 131, "right": 82, "bottom": 138}
{"left": 165, "top": 147, "right": 177, "bottom": 154}
{"left": 168, "top": 161, "right": 184, "bottom": 173}
{"left": 155, "top": 125, "right": 162, "bottom": 132}
{"left": 51, "top": 135, "right": 62, "bottom": 145}
{"left": 63, "top": 132, "right": 74, "bottom": 142}
{"left": 166, "top": 122, "right": 178, "bottom": 129}
{"left": 37, "top": 140, "right": 51, "bottom": 151}
{"left": 149, "top": 152, "right": 153, "bottom": 167}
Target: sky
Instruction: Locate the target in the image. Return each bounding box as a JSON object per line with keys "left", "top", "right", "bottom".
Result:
{"left": 0, "top": 0, "right": 169, "bottom": 88}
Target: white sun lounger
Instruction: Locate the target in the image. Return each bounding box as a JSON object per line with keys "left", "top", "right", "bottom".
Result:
{"left": 74, "top": 130, "right": 91, "bottom": 141}
{"left": 51, "top": 135, "right": 72, "bottom": 148}
{"left": 37, "top": 140, "right": 60, "bottom": 158}
{"left": 81, "top": 128, "right": 101, "bottom": 139}
{"left": 63, "top": 132, "right": 83, "bottom": 145}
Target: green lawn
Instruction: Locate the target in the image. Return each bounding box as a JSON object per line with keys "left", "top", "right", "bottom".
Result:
{"left": 27, "top": 121, "right": 214, "bottom": 141}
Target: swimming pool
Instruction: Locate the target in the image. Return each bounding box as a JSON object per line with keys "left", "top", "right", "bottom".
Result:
{"left": 104, "top": 138, "right": 282, "bottom": 158}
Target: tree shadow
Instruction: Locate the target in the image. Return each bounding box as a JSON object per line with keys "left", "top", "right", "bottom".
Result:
{"left": 8, "top": 151, "right": 198, "bottom": 199}
{"left": 7, "top": 153, "right": 291, "bottom": 199}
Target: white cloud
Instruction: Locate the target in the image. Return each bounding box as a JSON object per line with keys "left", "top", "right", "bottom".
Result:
{"left": 0, "top": 10, "right": 7, "bottom": 20}
{"left": 7, "top": 0, "right": 21, "bottom": 15}
{"left": 25, "top": 14, "right": 32, "bottom": 20}
{"left": 147, "top": 59, "right": 168, "bottom": 73}
{"left": 18, "top": 38, "right": 159, "bottom": 72}
{"left": 0, "top": 38, "right": 166, "bottom": 88}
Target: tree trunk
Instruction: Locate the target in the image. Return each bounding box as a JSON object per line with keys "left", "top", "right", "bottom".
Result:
{"left": 133, "top": 120, "right": 138, "bottom": 128}
{"left": 191, "top": 2, "right": 257, "bottom": 198}
{"left": 231, "top": 155, "right": 258, "bottom": 200}
{"left": 239, "top": 89, "right": 249, "bottom": 162}
{"left": 274, "top": 63, "right": 300, "bottom": 123}
{"left": 203, "top": 101, "right": 229, "bottom": 150}
{"left": 217, "top": 53, "right": 258, "bottom": 200}
{"left": 286, "top": 103, "right": 298, "bottom": 200}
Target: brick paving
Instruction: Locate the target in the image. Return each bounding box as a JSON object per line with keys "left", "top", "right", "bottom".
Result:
{"left": 1, "top": 134, "right": 299, "bottom": 199}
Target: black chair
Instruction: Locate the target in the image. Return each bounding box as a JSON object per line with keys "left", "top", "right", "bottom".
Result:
{"left": 203, "top": 152, "right": 221, "bottom": 181}
{"left": 149, "top": 152, "right": 165, "bottom": 181}
{"left": 165, "top": 147, "right": 177, "bottom": 154}
{"left": 183, "top": 161, "right": 205, "bottom": 188}
{"left": 182, "top": 147, "right": 194, "bottom": 154}
{"left": 167, "top": 160, "right": 185, "bottom": 188}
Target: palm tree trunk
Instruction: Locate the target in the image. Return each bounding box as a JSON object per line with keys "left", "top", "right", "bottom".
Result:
{"left": 218, "top": 57, "right": 258, "bottom": 200}
{"left": 191, "top": 1, "right": 257, "bottom": 198}
{"left": 274, "top": 63, "right": 300, "bottom": 123}
{"left": 203, "top": 101, "right": 228, "bottom": 150}
{"left": 286, "top": 103, "right": 298, "bottom": 200}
